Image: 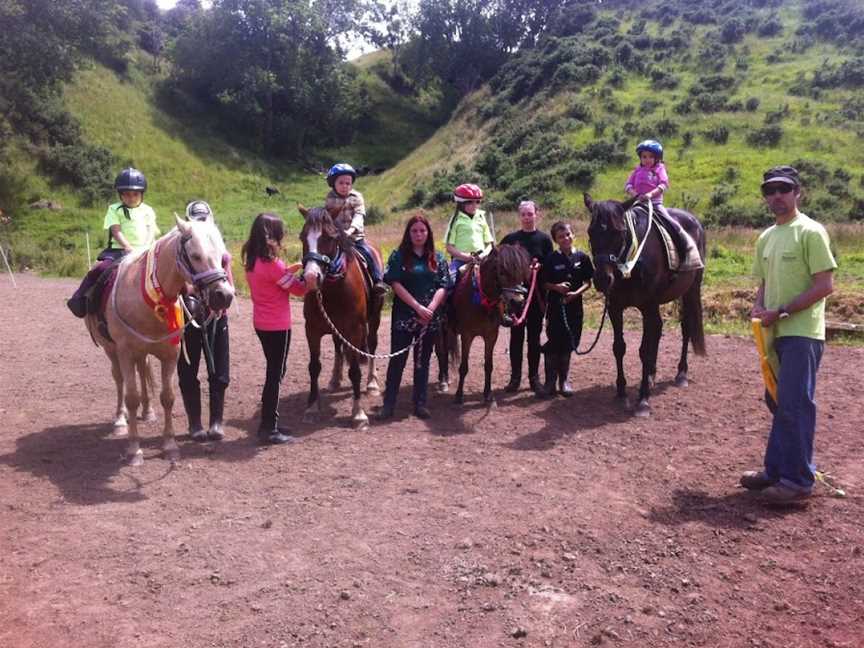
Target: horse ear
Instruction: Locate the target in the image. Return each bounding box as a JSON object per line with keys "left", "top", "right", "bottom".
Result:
{"left": 583, "top": 193, "right": 593, "bottom": 210}
{"left": 298, "top": 203, "right": 308, "bottom": 218}
{"left": 175, "top": 214, "right": 191, "bottom": 233}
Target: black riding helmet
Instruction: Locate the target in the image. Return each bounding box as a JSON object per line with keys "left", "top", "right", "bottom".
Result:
{"left": 114, "top": 167, "right": 147, "bottom": 193}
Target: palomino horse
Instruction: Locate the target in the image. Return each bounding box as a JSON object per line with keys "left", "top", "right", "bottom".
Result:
{"left": 447, "top": 244, "right": 531, "bottom": 405}
{"left": 86, "top": 217, "right": 234, "bottom": 464}
{"left": 583, "top": 194, "right": 706, "bottom": 417}
{"left": 299, "top": 206, "right": 384, "bottom": 429}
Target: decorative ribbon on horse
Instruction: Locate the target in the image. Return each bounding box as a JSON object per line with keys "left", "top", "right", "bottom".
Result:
{"left": 142, "top": 241, "right": 184, "bottom": 345}
{"left": 473, "top": 263, "right": 500, "bottom": 313}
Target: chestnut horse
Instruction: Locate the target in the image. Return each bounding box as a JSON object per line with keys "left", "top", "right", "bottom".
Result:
{"left": 299, "top": 206, "right": 383, "bottom": 429}
{"left": 583, "top": 194, "right": 706, "bottom": 417}
{"left": 447, "top": 244, "right": 531, "bottom": 405}
{"left": 86, "top": 217, "right": 234, "bottom": 464}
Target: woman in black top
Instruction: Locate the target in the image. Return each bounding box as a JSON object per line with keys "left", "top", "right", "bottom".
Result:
{"left": 499, "top": 201, "right": 554, "bottom": 394}
{"left": 379, "top": 214, "right": 450, "bottom": 420}
{"left": 538, "top": 221, "right": 594, "bottom": 398}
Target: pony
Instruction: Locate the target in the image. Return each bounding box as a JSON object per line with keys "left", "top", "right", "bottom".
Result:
{"left": 86, "top": 216, "right": 234, "bottom": 464}
{"left": 446, "top": 244, "right": 531, "bottom": 405}
{"left": 299, "top": 206, "right": 384, "bottom": 429}
{"left": 583, "top": 194, "right": 706, "bottom": 417}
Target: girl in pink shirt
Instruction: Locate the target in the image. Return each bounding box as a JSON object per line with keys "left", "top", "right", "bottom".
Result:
{"left": 242, "top": 213, "right": 306, "bottom": 444}
{"left": 624, "top": 139, "right": 703, "bottom": 271}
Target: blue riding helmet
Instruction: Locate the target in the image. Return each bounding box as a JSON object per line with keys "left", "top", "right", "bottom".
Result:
{"left": 114, "top": 167, "right": 147, "bottom": 193}
{"left": 326, "top": 163, "right": 357, "bottom": 187}
{"left": 636, "top": 139, "right": 663, "bottom": 160}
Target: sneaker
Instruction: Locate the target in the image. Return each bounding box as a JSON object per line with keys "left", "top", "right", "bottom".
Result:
{"left": 377, "top": 406, "right": 395, "bottom": 421}
{"left": 761, "top": 484, "right": 812, "bottom": 504}
{"left": 413, "top": 406, "right": 431, "bottom": 420}
{"left": 505, "top": 377, "right": 520, "bottom": 393}
{"left": 740, "top": 470, "right": 775, "bottom": 491}
{"left": 257, "top": 426, "right": 295, "bottom": 445}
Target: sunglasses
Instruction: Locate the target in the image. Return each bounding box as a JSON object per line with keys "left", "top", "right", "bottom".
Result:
{"left": 762, "top": 184, "right": 795, "bottom": 197}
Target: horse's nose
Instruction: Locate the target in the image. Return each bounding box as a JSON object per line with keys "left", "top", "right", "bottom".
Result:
{"left": 304, "top": 269, "right": 319, "bottom": 291}
{"left": 208, "top": 286, "right": 234, "bottom": 311}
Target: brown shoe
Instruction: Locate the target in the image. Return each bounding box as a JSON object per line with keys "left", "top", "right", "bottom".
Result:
{"left": 740, "top": 470, "right": 775, "bottom": 491}
{"left": 761, "top": 484, "right": 811, "bottom": 503}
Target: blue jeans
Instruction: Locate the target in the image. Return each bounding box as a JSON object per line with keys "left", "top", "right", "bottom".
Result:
{"left": 764, "top": 336, "right": 824, "bottom": 493}
{"left": 354, "top": 238, "right": 382, "bottom": 282}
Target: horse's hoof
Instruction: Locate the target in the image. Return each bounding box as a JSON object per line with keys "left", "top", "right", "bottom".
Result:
{"left": 128, "top": 450, "right": 144, "bottom": 467}
{"left": 437, "top": 381, "right": 449, "bottom": 394}
{"left": 634, "top": 401, "right": 651, "bottom": 418}
{"left": 112, "top": 426, "right": 129, "bottom": 439}
{"left": 674, "top": 374, "right": 689, "bottom": 388}
{"left": 486, "top": 398, "right": 497, "bottom": 409}
{"left": 113, "top": 415, "right": 128, "bottom": 429}
{"left": 165, "top": 448, "right": 180, "bottom": 464}
{"left": 353, "top": 414, "right": 369, "bottom": 430}
{"left": 140, "top": 409, "right": 157, "bottom": 423}
{"left": 366, "top": 384, "right": 381, "bottom": 397}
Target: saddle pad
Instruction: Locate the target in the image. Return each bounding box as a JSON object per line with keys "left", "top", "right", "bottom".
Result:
{"left": 656, "top": 224, "right": 679, "bottom": 271}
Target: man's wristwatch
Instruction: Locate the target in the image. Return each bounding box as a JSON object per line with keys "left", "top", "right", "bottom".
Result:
{"left": 778, "top": 306, "right": 790, "bottom": 320}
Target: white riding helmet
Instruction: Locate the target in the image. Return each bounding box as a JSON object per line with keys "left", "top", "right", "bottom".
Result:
{"left": 185, "top": 200, "right": 214, "bottom": 222}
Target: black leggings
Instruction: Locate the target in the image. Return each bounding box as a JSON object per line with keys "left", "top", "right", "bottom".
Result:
{"left": 177, "top": 316, "right": 230, "bottom": 398}
{"left": 508, "top": 296, "right": 544, "bottom": 378}
{"left": 255, "top": 329, "right": 291, "bottom": 428}
{"left": 383, "top": 326, "right": 436, "bottom": 410}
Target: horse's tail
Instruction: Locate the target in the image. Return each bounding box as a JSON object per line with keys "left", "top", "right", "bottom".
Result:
{"left": 682, "top": 269, "right": 706, "bottom": 356}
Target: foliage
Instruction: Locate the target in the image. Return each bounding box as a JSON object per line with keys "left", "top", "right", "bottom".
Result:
{"left": 166, "top": 0, "right": 373, "bottom": 157}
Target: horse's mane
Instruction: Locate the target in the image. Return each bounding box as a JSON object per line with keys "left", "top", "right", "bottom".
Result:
{"left": 590, "top": 199, "right": 630, "bottom": 232}
{"left": 304, "top": 206, "right": 340, "bottom": 241}
{"left": 494, "top": 243, "right": 531, "bottom": 282}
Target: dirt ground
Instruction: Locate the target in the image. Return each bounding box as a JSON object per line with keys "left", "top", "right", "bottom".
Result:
{"left": 0, "top": 273, "right": 862, "bottom": 648}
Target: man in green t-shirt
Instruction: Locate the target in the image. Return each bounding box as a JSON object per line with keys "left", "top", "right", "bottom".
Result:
{"left": 742, "top": 165, "right": 836, "bottom": 503}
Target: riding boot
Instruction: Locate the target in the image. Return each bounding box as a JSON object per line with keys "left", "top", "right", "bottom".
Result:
{"left": 558, "top": 353, "right": 574, "bottom": 397}
{"left": 208, "top": 388, "right": 225, "bottom": 441}
{"left": 505, "top": 375, "right": 520, "bottom": 393}
{"left": 182, "top": 389, "right": 206, "bottom": 442}
{"left": 528, "top": 374, "right": 541, "bottom": 394}
{"left": 535, "top": 353, "right": 558, "bottom": 399}
{"left": 257, "top": 413, "right": 294, "bottom": 445}
{"left": 67, "top": 273, "right": 98, "bottom": 318}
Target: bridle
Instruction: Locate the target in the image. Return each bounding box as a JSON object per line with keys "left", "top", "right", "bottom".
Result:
{"left": 175, "top": 230, "right": 228, "bottom": 291}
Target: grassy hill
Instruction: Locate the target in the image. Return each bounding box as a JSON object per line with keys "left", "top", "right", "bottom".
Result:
{"left": 1, "top": 49, "right": 440, "bottom": 278}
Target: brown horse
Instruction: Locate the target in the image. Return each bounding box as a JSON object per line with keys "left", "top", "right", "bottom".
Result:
{"left": 299, "top": 206, "right": 383, "bottom": 429}
{"left": 447, "top": 244, "right": 531, "bottom": 405}
{"left": 86, "top": 217, "right": 234, "bottom": 464}
{"left": 583, "top": 194, "right": 706, "bottom": 417}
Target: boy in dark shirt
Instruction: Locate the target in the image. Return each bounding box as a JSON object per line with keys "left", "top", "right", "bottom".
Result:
{"left": 538, "top": 221, "right": 594, "bottom": 398}
{"left": 500, "top": 201, "right": 554, "bottom": 394}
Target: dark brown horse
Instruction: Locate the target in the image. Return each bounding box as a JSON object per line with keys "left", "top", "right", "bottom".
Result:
{"left": 583, "top": 194, "right": 706, "bottom": 417}
{"left": 300, "top": 206, "right": 383, "bottom": 429}
{"left": 447, "top": 245, "right": 531, "bottom": 405}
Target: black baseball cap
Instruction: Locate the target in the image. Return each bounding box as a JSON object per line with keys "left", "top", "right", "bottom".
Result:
{"left": 761, "top": 165, "right": 800, "bottom": 188}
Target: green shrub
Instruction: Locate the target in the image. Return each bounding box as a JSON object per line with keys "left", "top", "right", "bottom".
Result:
{"left": 38, "top": 143, "right": 116, "bottom": 206}
{"left": 746, "top": 125, "right": 783, "bottom": 147}
{"left": 366, "top": 204, "right": 385, "bottom": 225}
{"left": 745, "top": 97, "right": 761, "bottom": 111}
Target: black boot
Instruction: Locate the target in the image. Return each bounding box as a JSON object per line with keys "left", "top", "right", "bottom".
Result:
{"left": 528, "top": 374, "right": 541, "bottom": 394}
{"left": 182, "top": 389, "right": 207, "bottom": 442}
{"left": 208, "top": 388, "right": 225, "bottom": 441}
{"left": 558, "top": 353, "right": 574, "bottom": 397}
{"left": 535, "top": 354, "right": 558, "bottom": 400}
{"left": 505, "top": 375, "right": 520, "bottom": 393}
{"left": 257, "top": 417, "right": 294, "bottom": 445}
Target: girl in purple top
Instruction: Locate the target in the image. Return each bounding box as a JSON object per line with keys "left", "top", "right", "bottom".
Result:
{"left": 242, "top": 213, "right": 307, "bottom": 445}
{"left": 624, "top": 140, "right": 702, "bottom": 271}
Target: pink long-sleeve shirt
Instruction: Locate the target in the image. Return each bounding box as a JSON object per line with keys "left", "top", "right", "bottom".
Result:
{"left": 246, "top": 258, "right": 306, "bottom": 331}
{"left": 625, "top": 163, "right": 669, "bottom": 204}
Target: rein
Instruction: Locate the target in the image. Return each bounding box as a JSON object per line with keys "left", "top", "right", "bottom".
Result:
{"left": 617, "top": 201, "right": 654, "bottom": 279}
{"left": 509, "top": 265, "right": 539, "bottom": 328}
{"left": 313, "top": 289, "right": 428, "bottom": 360}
